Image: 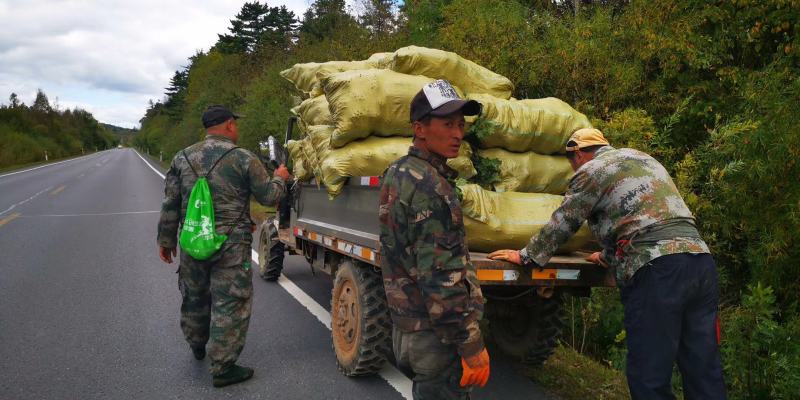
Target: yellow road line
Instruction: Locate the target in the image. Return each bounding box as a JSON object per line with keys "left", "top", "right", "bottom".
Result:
{"left": 0, "top": 213, "right": 21, "bottom": 227}
{"left": 50, "top": 185, "right": 66, "bottom": 196}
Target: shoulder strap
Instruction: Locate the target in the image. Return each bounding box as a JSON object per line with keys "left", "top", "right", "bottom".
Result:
{"left": 182, "top": 150, "right": 200, "bottom": 178}
{"left": 206, "top": 147, "right": 240, "bottom": 178}
{"left": 182, "top": 147, "right": 240, "bottom": 178}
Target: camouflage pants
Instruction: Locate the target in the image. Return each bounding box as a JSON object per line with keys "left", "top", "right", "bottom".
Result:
{"left": 393, "top": 328, "right": 471, "bottom": 400}
{"left": 178, "top": 244, "right": 253, "bottom": 375}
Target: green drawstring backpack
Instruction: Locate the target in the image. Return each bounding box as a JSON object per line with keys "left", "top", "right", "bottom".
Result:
{"left": 178, "top": 147, "right": 244, "bottom": 260}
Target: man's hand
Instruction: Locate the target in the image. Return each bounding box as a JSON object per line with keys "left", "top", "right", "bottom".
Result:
{"left": 159, "top": 246, "right": 177, "bottom": 264}
{"left": 586, "top": 251, "right": 609, "bottom": 268}
{"left": 460, "top": 348, "right": 490, "bottom": 388}
{"left": 488, "top": 249, "right": 521, "bottom": 265}
{"left": 274, "top": 164, "right": 290, "bottom": 181}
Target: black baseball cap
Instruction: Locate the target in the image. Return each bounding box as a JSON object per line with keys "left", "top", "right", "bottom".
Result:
{"left": 409, "top": 80, "right": 482, "bottom": 123}
{"left": 202, "top": 105, "right": 241, "bottom": 128}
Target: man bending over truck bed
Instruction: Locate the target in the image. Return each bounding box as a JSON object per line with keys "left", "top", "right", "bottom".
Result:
{"left": 490, "top": 128, "right": 727, "bottom": 400}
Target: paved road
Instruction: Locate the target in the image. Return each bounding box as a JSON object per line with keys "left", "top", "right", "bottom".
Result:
{"left": 0, "top": 149, "right": 554, "bottom": 400}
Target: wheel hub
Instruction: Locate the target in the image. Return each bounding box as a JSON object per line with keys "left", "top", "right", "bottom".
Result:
{"left": 333, "top": 278, "right": 361, "bottom": 358}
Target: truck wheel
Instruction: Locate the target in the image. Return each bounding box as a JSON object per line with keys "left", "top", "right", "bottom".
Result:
{"left": 257, "top": 217, "right": 284, "bottom": 281}
{"left": 331, "top": 259, "right": 392, "bottom": 376}
{"left": 488, "top": 293, "right": 564, "bottom": 368}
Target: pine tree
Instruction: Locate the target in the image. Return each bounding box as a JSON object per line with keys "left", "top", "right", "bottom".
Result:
{"left": 31, "top": 89, "right": 51, "bottom": 113}
{"left": 300, "top": 0, "right": 356, "bottom": 41}
{"left": 216, "top": 2, "right": 297, "bottom": 54}
{"left": 358, "top": 0, "right": 397, "bottom": 36}
{"left": 8, "top": 93, "right": 21, "bottom": 108}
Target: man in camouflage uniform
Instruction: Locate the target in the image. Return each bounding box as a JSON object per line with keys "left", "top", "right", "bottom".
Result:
{"left": 379, "top": 80, "right": 489, "bottom": 399}
{"left": 490, "top": 128, "right": 726, "bottom": 400}
{"left": 157, "top": 105, "right": 289, "bottom": 387}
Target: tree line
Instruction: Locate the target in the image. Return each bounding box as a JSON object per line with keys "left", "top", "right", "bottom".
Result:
{"left": 0, "top": 89, "right": 118, "bottom": 168}
{"left": 135, "top": 1, "right": 800, "bottom": 397}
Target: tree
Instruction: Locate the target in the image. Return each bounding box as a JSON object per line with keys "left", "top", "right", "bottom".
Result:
{"left": 216, "top": 2, "right": 298, "bottom": 54}
{"left": 357, "top": 0, "right": 398, "bottom": 37}
{"left": 300, "top": 0, "right": 357, "bottom": 42}
{"left": 8, "top": 92, "right": 21, "bottom": 108}
{"left": 31, "top": 89, "right": 51, "bottom": 113}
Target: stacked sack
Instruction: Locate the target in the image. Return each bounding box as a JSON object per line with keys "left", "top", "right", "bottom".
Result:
{"left": 281, "top": 46, "right": 595, "bottom": 253}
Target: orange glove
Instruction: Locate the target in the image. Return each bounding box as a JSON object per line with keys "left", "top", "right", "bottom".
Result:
{"left": 487, "top": 249, "right": 521, "bottom": 265}
{"left": 585, "top": 251, "right": 609, "bottom": 268}
{"left": 460, "top": 348, "right": 490, "bottom": 388}
{"left": 275, "top": 164, "right": 290, "bottom": 180}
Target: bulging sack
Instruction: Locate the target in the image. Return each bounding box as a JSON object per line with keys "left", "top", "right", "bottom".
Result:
{"left": 322, "top": 69, "right": 437, "bottom": 148}
{"left": 321, "top": 137, "right": 475, "bottom": 198}
{"left": 478, "top": 148, "right": 573, "bottom": 194}
{"left": 280, "top": 60, "right": 375, "bottom": 94}
{"left": 469, "top": 94, "right": 592, "bottom": 154}
{"left": 391, "top": 46, "right": 514, "bottom": 99}
{"left": 458, "top": 184, "right": 593, "bottom": 253}
{"left": 287, "top": 140, "right": 312, "bottom": 181}
{"left": 292, "top": 95, "right": 332, "bottom": 128}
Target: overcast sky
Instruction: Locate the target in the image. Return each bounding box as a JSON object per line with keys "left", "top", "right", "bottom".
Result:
{"left": 0, "top": 0, "right": 314, "bottom": 128}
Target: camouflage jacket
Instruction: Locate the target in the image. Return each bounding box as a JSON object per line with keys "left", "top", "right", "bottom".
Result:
{"left": 379, "top": 146, "right": 485, "bottom": 359}
{"left": 157, "top": 135, "right": 286, "bottom": 252}
{"left": 520, "top": 146, "right": 709, "bottom": 284}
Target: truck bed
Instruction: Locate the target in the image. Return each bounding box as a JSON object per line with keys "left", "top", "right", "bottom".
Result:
{"left": 287, "top": 180, "right": 615, "bottom": 287}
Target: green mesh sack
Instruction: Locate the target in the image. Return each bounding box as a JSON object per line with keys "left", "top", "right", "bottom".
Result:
{"left": 458, "top": 183, "right": 593, "bottom": 253}
{"left": 390, "top": 46, "right": 514, "bottom": 99}
{"left": 321, "top": 137, "right": 475, "bottom": 198}
{"left": 468, "top": 94, "right": 592, "bottom": 154}
{"left": 478, "top": 148, "right": 574, "bottom": 194}
{"left": 321, "top": 69, "right": 438, "bottom": 148}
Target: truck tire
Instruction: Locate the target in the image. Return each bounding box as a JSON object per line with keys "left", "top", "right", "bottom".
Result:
{"left": 487, "top": 293, "right": 564, "bottom": 368}
{"left": 331, "top": 259, "right": 392, "bottom": 376}
{"left": 257, "top": 217, "right": 284, "bottom": 281}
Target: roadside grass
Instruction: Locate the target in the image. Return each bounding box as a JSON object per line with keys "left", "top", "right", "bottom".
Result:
{"left": 527, "top": 344, "right": 630, "bottom": 400}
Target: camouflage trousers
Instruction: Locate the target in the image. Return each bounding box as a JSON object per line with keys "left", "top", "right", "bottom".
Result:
{"left": 392, "top": 328, "right": 471, "bottom": 400}
{"left": 178, "top": 244, "right": 253, "bottom": 375}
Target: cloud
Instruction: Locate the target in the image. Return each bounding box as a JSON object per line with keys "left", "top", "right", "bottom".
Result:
{"left": 0, "top": 0, "right": 311, "bottom": 128}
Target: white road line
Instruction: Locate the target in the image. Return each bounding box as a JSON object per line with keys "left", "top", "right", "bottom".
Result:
{"left": 134, "top": 149, "right": 165, "bottom": 179}
{"left": 23, "top": 211, "right": 159, "bottom": 217}
{"left": 250, "top": 249, "right": 414, "bottom": 400}
{"left": 0, "top": 186, "right": 52, "bottom": 216}
{"left": 0, "top": 152, "right": 102, "bottom": 179}
{"left": 136, "top": 150, "right": 413, "bottom": 399}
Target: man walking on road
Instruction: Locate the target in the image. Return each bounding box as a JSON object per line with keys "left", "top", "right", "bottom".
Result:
{"left": 489, "top": 128, "right": 727, "bottom": 399}
{"left": 379, "top": 80, "right": 490, "bottom": 399}
{"left": 157, "top": 105, "right": 289, "bottom": 387}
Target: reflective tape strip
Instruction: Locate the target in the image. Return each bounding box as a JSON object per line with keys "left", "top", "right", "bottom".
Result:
{"left": 556, "top": 269, "right": 581, "bottom": 280}
{"left": 532, "top": 268, "right": 558, "bottom": 280}
{"left": 478, "top": 269, "right": 521, "bottom": 281}
{"left": 477, "top": 270, "right": 504, "bottom": 281}
{"left": 359, "top": 176, "right": 381, "bottom": 186}
{"left": 298, "top": 227, "right": 378, "bottom": 262}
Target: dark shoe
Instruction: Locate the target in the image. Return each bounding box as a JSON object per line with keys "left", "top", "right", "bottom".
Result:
{"left": 191, "top": 346, "right": 206, "bottom": 360}
{"left": 264, "top": 275, "right": 279, "bottom": 282}
{"left": 213, "top": 365, "right": 254, "bottom": 388}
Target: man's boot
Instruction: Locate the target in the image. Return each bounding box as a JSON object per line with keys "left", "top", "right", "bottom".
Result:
{"left": 191, "top": 345, "right": 206, "bottom": 361}
{"left": 213, "top": 365, "right": 254, "bottom": 388}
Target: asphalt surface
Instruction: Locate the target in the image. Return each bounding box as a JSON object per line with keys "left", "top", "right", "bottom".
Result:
{"left": 0, "top": 148, "right": 554, "bottom": 400}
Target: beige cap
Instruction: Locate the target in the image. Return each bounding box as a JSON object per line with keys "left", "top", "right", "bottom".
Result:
{"left": 565, "top": 128, "right": 609, "bottom": 152}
